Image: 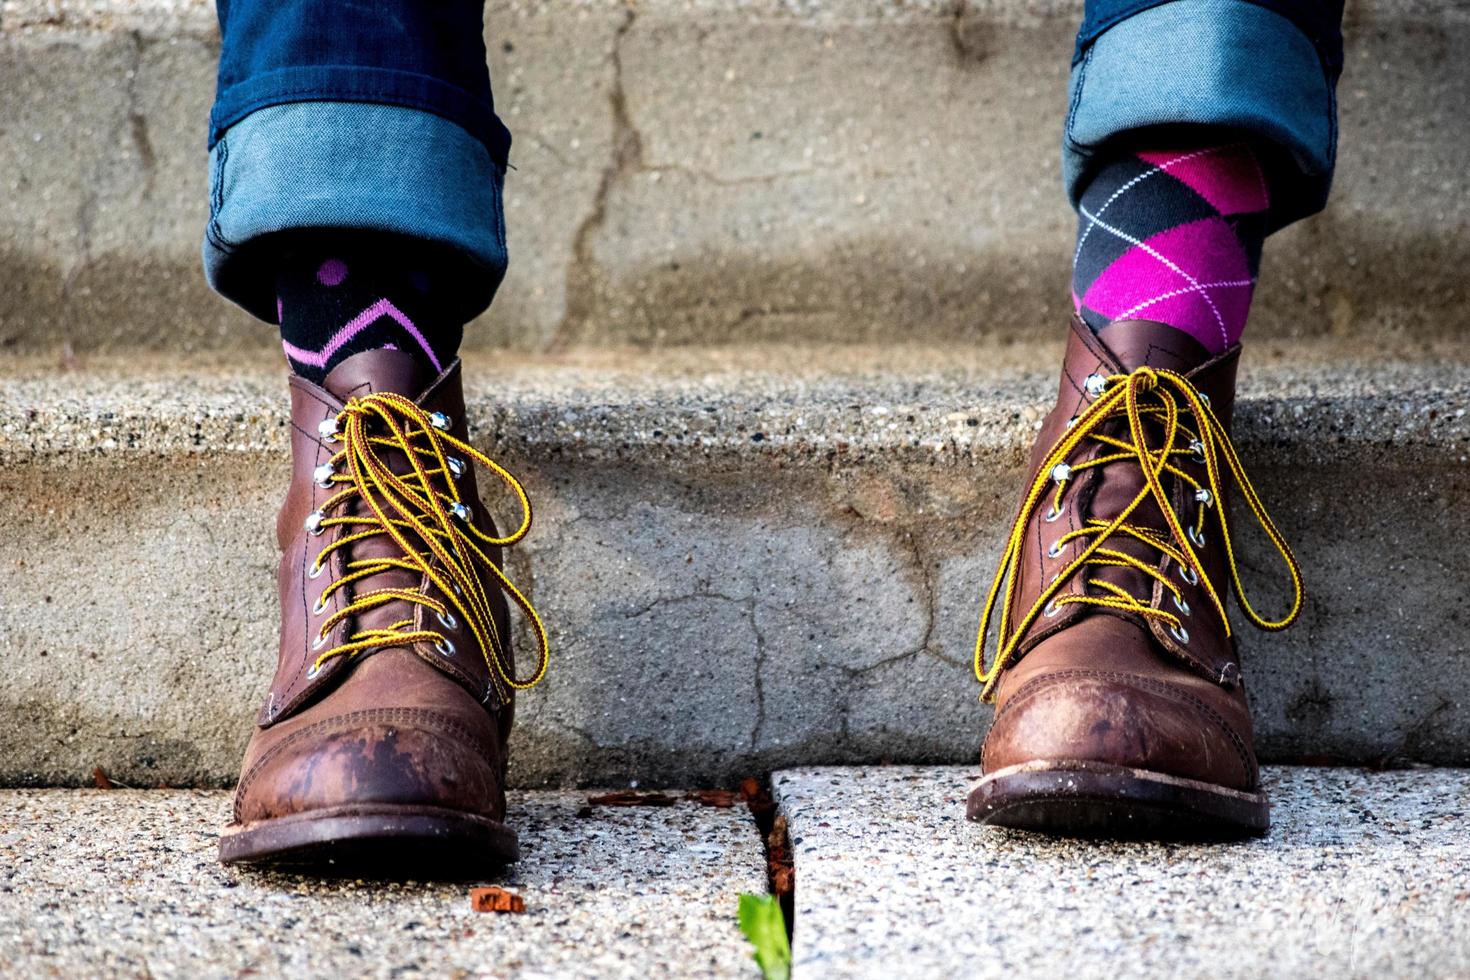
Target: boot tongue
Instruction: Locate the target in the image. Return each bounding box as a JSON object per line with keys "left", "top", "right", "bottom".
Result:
{"left": 1094, "top": 319, "right": 1213, "bottom": 373}
{"left": 322, "top": 347, "right": 438, "bottom": 402}
{"left": 1083, "top": 320, "right": 1212, "bottom": 608}
{"left": 323, "top": 347, "right": 443, "bottom": 650}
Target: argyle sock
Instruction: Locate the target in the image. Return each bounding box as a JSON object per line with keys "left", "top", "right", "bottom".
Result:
{"left": 1072, "top": 142, "right": 1272, "bottom": 354}
{"left": 274, "top": 233, "right": 464, "bottom": 385}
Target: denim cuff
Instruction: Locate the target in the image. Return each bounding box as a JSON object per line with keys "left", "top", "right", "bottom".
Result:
{"left": 1063, "top": 0, "right": 1339, "bottom": 230}
{"left": 203, "top": 101, "right": 508, "bottom": 324}
{"left": 209, "top": 66, "right": 513, "bottom": 168}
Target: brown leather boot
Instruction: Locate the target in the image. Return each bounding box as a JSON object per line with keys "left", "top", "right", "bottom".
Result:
{"left": 219, "top": 349, "right": 548, "bottom": 873}
{"left": 968, "top": 316, "right": 1302, "bottom": 838}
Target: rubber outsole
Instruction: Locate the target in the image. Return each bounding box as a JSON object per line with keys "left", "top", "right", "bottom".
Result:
{"left": 219, "top": 803, "right": 519, "bottom": 878}
{"left": 967, "top": 760, "right": 1269, "bottom": 840}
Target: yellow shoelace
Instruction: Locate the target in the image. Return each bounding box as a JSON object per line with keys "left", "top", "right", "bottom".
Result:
{"left": 305, "top": 391, "right": 549, "bottom": 694}
{"left": 972, "top": 366, "right": 1303, "bottom": 701}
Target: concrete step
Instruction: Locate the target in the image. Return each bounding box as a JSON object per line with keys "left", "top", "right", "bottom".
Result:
{"left": 2, "top": 340, "right": 1468, "bottom": 788}
{"left": 775, "top": 765, "right": 1470, "bottom": 978}
{"left": 0, "top": 787, "right": 766, "bottom": 978}
{"left": 2, "top": 0, "right": 1467, "bottom": 353}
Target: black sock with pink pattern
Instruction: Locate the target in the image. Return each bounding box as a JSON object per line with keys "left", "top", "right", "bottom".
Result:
{"left": 274, "top": 233, "right": 463, "bottom": 385}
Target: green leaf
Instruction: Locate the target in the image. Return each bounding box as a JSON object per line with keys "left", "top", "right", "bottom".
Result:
{"left": 737, "top": 893, "right": 791, "bottom": 980}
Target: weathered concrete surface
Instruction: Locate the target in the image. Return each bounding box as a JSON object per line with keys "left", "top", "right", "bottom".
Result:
{"left": 0, "top": 788, "right": 765, "bottom": 978}
{"left": 2, "top": 0, "right": 1467, "bottom": 352}
{"left": 1, "top": 343, "right": 1467, "bottom": 788}
{"left": 776, "top": 765, "right": 1470, "bottom": 978}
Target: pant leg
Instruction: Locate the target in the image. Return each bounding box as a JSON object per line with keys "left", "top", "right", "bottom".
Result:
{"left": 203, "top": 0, "right": 510, "bottom": 324}
{"left": 1063, "top": 0, "right": 1347, "bottom": 232}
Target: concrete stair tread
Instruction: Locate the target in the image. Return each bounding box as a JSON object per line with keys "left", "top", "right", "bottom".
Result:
{"left": 0, "top": 787, "right": 767, "bottom": 978}
{"left": 775, "top": 764, "right": 1470, "bottom": 978}
{"left": 4, "top": 767, "right": 1467, "bottom": 977}
{"left": 5, "top": 341, "right": 1469, "bottom": 464}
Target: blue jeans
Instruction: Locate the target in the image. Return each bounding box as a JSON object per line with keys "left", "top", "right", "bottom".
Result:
{"left": 204, "top": 0, "right": 1346, "bottom": 323}
{"left": 204, "top": 0, "right": 510, "bottom": 323}
{"left": 1067, "top": 0, "right": 1346, "bottom": 232}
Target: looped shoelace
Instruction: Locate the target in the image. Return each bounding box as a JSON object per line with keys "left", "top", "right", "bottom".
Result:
{"left": 305, "top": 391, "right": 549, "bottom": 694}
{"left": 972, "top": 365, "right": 1303, "bottom": 702}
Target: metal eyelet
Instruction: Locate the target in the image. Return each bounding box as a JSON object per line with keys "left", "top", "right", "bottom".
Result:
{"left": 1047, "top": 540, "right": 1064, "bottom": 559}
{"left": 429, "top": 412, "right": 452, "bottom": 431}
{"left": 1050, "top": 463, "right": 1072, "bottom": 483}
{"left": 317, "top": 418, "right": 340, "bottom": 441}
{"left": 306, "top": 661, "right": 322, "bottom": 677}
{"left": 1179, "top": 564, "right": 1199, "bottom": 585}
{"left": 437, "top": 611, "right": 457, "bottom": 629}
{"left": 1065, "top": 415, "right": 1079, "bottom": 430}
{"left": 312, "top": 595, "right": 328, "bottom": 616}
{"left": 304, "top": 511, "right": 325, "bottom": 536}
{"left": 308, "top": 561, "right": 324, "bottom": 580}
{"left": 434, "top": 638, "right": 456, "bottom": 657}
{"left": 1084, "top": 374, "right": 1108, "bottom": 398}
{"left": 1188, "top": 525, "right": 1207, "bottom": 548}
{"left": 1043, "top": 598, "right": 1062, "bottom": 618}
{"left": 1199, "top": 392, "right": 1212, "bottom": 408}
{"left": 449, "top": 502, "right": 472, "bottom": 522}
{"left": 1170, "top": 624, "right": 1190, "bottom": 643}
{"left": 1189, "top": 439, "right": 1206, "bottom": 463}
{"left": 1043, "top": 504, "right": 1063, "bottom": 523}
{"left": 1195, "top": 488, "right": 1214, "bottom": 507}
{"left": 1173, "top": 594, "right": 1190, "bottom": 615}
{"left": 447, "top": 457, "right": 465, "bottom": 479}
{"left": 313, "top": 463, "right": 335, "bottom": 488}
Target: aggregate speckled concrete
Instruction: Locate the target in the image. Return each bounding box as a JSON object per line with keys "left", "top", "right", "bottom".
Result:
{"left": 2, "top": 1, "right": 1466, "bottom": 352}
{"left": 0, "top": 789, "right": 764, "bottom": 978}
{"left": 776, "top": 765, "right": 1470, "bottom": 979}
{"left": 2, "top": 345, "right": 1469, "bottom": 788}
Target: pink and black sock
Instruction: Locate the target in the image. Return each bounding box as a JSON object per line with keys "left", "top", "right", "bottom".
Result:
{"left": 274, "top": 233, "right": 464, "bottom": 385}
{"left": 1072, "top": 141, "right": 1272, "bottom": 354}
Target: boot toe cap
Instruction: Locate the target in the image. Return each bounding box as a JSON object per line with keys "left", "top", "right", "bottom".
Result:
{"left": 234, "top": 708, "right": 502, "bottom": 825}
{"left": 982, "top": 669, "right": 1257, "bottom": 791}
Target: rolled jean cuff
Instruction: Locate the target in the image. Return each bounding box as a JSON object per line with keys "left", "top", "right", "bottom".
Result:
{"left": 203, "top": 101, "right": 508, "bottom": 324}
{"left": 1063, "top": 0, "right": 1339, "bottom": 231}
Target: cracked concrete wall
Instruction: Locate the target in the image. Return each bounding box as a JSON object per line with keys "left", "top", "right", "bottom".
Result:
{"left": 3, "top": 1, "right": 1468, "bottom": 352}
{"left": 4, "top": 436, "right": 1468, "bottom": 789}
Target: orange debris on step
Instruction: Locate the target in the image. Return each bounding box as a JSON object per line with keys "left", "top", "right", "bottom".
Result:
{"left": 586, "top": 791, "right": 679, "bottom": 807}
{"left": 470, "top": 887, "right": 525, "bottom": 914}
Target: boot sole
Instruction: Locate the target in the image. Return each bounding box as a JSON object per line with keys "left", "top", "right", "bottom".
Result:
{"left": 967, "top": 760, "right": 1269, "bottom": 840}
{"left": 219, "top": 803, "right": 519, "bottom": 877}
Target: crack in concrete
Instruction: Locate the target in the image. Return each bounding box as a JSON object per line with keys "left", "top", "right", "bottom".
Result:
{"left": 129, "top": 111, "right": 157, "bottom": 196}
{"left": 748, "top": 598, "right": 768, "bottom": 751}
{"left": 948, "top": 0, "right": 990, "bottom": 64}
{"left": 620, "top": 590, "right": 751, "bottom": 621}
{"left": 553, "top": 3, "right": 642, "bottom": 350}
{"left": 548, "top": 4, "right": 836, "bottom": 349}
{"left": 609, "top": 586, "right": 770, "bottom": 751}
{"left": 903, "top": 531, "right": 970, "bottom": 671}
